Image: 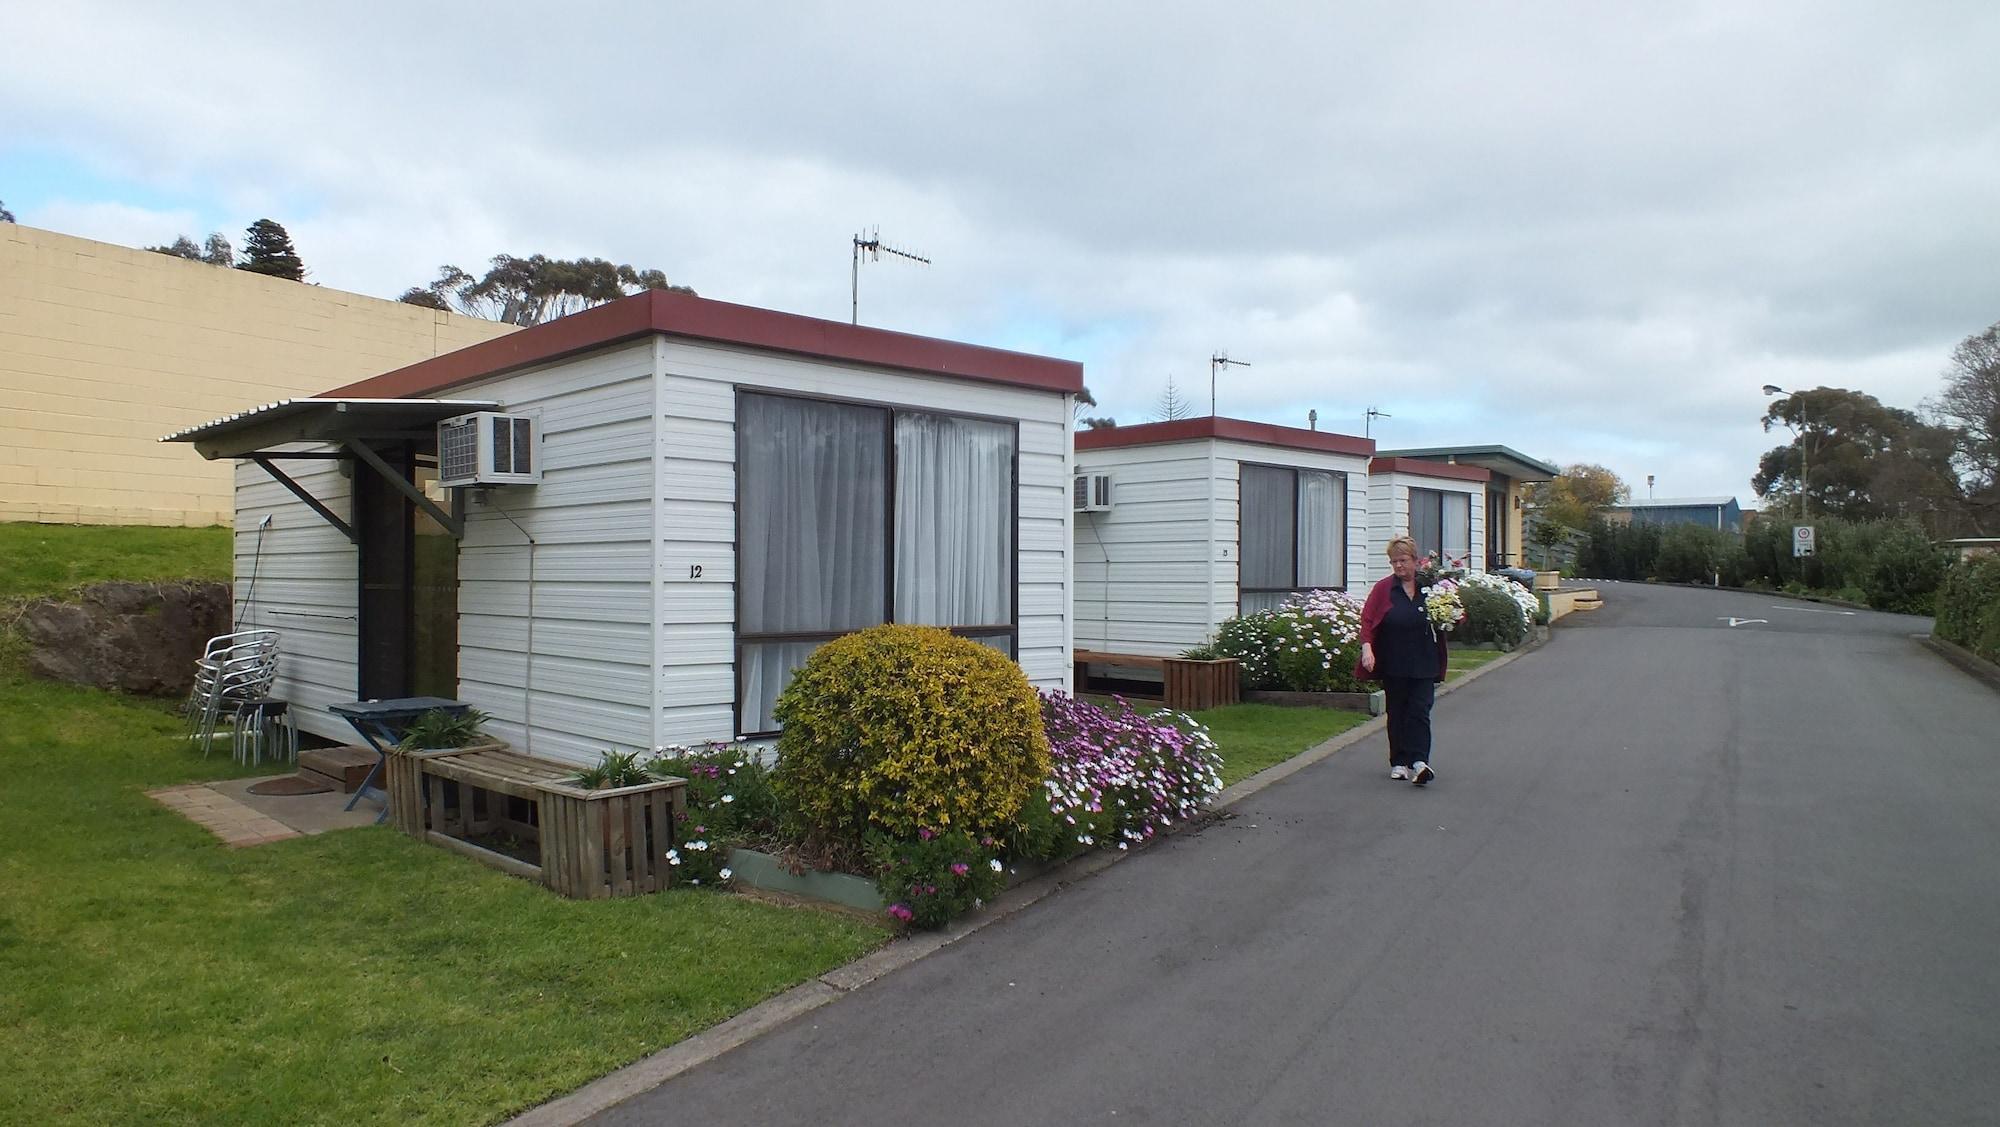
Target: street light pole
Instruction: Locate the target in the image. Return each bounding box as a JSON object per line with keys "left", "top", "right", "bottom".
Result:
{"left": 1762, "top": 384, "right": 1809, "bottom": 520}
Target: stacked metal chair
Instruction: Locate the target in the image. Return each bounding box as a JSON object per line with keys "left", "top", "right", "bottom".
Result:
{"left": 182, "top": 630, "right": 285, "bottom": 762}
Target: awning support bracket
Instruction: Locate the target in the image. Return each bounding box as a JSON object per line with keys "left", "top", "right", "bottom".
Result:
{"left": 343, "top": 439, "right": 465, "bottom": 539}
{"left": 250, "top": 456, "right": 357, "bottom": 545}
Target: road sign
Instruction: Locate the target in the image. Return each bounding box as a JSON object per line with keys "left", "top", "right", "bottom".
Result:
{"left": 1793, "top": 525, "right": 1816, "bottom": 558}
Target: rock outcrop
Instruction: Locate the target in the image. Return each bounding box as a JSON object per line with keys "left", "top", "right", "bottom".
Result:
{"left": 15, "top": 581, "right": 232, "bottom": 696}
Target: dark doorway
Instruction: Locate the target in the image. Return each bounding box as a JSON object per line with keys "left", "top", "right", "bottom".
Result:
{"left": 353, "top": 448, "right": 460, "bottom": 701}
{"left": 354, "top": 445, "right": 416, "bottom": 700}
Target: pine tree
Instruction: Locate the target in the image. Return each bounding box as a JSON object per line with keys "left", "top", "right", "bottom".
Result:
{"left": 237, "top": 219, "right": 305, "bottom": 281}
{"left": 1154, "top": 375, "right": 1192, "bottom": 421}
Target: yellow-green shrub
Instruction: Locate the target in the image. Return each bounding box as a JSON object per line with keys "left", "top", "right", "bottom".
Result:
{"left": 771, "top": 625, "right": 1051, "bottom": 850}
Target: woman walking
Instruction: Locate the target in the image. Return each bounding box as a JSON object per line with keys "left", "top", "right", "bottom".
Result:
{"left": 1357, "top": 536, "right": 1448, "bottom": 785}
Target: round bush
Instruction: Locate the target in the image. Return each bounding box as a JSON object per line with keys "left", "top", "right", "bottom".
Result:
{"left": 1864, "top": 523, "right": 1950, "bottom": 614}
{"left": 1452, "top": 572, "right": 1536, "bottom": 646}
{"left": 771, "top": 625, "right": 1051, "bottom": 850}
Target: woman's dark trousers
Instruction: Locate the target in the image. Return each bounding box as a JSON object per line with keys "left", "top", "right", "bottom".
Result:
{"left": 1382, "top": 676, "right": 1435, "bottom": 769}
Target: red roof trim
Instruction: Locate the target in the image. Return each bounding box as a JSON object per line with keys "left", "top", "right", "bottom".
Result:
{"left": 323, "top": 289, "right": 1083, "bottom": 400}
{"left": 1368, "top": 456, "right": 1491, "bottom": 483}
{"left": 1074, "top": 417, "right": 1374, "bottom": 457}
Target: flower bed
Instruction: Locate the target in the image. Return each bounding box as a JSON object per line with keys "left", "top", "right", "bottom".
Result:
{"left": 1204, "top": 589, "right": 1365, "bottom": 693}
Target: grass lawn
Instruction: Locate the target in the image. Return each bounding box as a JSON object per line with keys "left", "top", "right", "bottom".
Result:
{"left": 0, "top": 522, "right": 889, "bottom": 1125}
{"left": 1447, "top": 647, "right": 1508, "bottom": 680}
{"left": 0, "top": 663, "right": 887, "bottom": 1126}
{"left": 0, "top": 522, "right": 233, "bottom": 601}
{"left": 1090, "top": 695, "right": 1372, "bottom": 787}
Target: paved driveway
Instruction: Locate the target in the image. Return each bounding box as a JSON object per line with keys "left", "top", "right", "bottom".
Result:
{"left": 593, "top": 583, "right": 2000, "bottom": 1126}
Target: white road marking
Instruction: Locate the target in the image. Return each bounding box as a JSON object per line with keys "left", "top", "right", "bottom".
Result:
{"left": 1770, "top": 605, "right": 1857, "bottom": 616}
{"left": 1720, "top": 617, "right": 1769, "bottom": 627}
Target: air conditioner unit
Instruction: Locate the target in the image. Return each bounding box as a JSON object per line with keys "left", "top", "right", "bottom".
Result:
{"left": 1072, "top": 472, "right": 1113, "bottom": 513}
{"left": 437, "top": 412, "right": 540, "bottom": 488}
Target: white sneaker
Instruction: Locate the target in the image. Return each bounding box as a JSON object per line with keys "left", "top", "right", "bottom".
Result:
{"left": 1411, "top": 762, "right": 1435, "bottom": 786}
{"left": 1389, "top": 766, "right": 1410, "bottom": 781}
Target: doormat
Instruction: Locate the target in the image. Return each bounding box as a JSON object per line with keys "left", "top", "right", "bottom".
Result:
{"left": 246, "top": 776, "right": 335, "bottom": 796}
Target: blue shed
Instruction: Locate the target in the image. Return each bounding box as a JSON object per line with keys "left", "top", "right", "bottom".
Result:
{"left": 1614, "top": 496, "right": 1743, "bottom": 533}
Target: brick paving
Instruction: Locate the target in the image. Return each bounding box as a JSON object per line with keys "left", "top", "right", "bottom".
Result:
{"left": 149, "top": 784, "right": 303, "bottom": 847}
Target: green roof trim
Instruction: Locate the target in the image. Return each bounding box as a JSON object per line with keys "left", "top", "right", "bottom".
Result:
{"left": 1376, "top": 444, "right": 1560, "bottom": 481}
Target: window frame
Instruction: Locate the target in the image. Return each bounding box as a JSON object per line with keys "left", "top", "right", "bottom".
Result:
{"left": 1235, "top": 460, "right": 1351, "bottom": 613}
{"left": 1408, "top": 485, "right": 1474, "bottom": 566}
{"left": 732, "top": 388, "right": 1020, "bottom": 737}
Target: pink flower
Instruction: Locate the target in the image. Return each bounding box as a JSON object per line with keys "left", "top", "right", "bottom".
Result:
{"left": 918, "top": 828, "right": 933, "bottom": 841}
{"left": 888, "top": 904, "right": 914, "bottom": 922}
{"left": 949, "top": 863, "right": 970, "bottom": 876}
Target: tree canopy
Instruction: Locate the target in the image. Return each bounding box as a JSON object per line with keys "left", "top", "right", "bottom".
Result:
{"left": 147, "top": 232, "right": 234, "bottom": 267}
{"left": 1929, "top": 321, "right": 2000, "bottom": 530}
{"left": 399, "top": 254, "right": 694, "bottom": 326}
{"left": 237, "top": 219, "right": 305, "bottom": 280}
{"left": 1753, "top": 386, "right": 1960, "bottom": 525}
{"left": 1527, "top": 463, "right": 1628, "bottom": 529}
{"left": 0, "top": 200, "right": 14, "bottom": 223}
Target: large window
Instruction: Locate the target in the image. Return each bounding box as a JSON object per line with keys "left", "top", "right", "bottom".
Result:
{"left": 1408, "top": 487, "right": 1472, "bottom": 567}
{"left": 736, "top": 392, "right": 1016, "bottom": 734}
{"left": 1239, "top": 463, "right": 1347, "bottom": 613}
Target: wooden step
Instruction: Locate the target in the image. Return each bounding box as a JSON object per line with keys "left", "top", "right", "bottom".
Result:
{"left": 298, "top": 745, "right": 379, "bottom": 794}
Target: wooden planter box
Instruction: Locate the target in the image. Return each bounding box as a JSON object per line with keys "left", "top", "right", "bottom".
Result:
{"left": 1162, "top": 657, "right": 1241, "bottom": 711}
{"left": 1243, "top": 688, "right": 1386, "bottom": 715}
{"left": 387, "top": 745, "right": 688, "bottom": 900}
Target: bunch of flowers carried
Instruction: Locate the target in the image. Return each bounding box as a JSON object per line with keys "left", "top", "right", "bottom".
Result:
{"left": 1422, "top": 577, "right": 1466, "bottom": 633}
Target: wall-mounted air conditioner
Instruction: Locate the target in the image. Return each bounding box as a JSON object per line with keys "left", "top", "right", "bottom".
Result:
{"left": 437, "top": 412, "right": 540, "bottom": 488}
{"left": 1072, "top": 472, "right": 1113, "bottom": 513}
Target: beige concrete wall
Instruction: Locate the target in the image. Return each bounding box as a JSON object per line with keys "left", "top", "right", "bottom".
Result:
{"left": 0, "top": 224, "right": 518, "bottom": 526}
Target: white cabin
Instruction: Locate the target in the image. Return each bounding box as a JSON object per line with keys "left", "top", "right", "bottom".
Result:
{"left": 1071, "top": 418, "right": 1375, "bottom": 659}
{"left": 165, "top": 291, "right": 1081, "bottom": 763}
{"left": 1363, "top": 457, "right": 1493, "bottom": 584}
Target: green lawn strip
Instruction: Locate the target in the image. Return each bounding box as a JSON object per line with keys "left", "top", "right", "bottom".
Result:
{"left": 0, "top": 663, "right": 887, "bottom": 1127}
{"left": 0, "top": 521, "right": 232, "bottom": 602}
{"left": 1188, "top": 702, "right": 1370, "bottom": 786}
{"left": 1086, "top": 695, "right": 1370, "bottom": 788}
{"left": 1446, "top": 647, "right": 1507, "bottom": 680}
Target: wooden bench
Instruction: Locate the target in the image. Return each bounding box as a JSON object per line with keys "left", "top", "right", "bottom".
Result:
{"left": 385, "top": 745, "right": 688, "bottom": 900}
{"left": 1074, "top": 649, "right": 1241, "bottom": 711}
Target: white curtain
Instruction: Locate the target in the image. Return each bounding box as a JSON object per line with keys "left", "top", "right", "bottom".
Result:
{"left": 1239, "top": 464, "right": 1295, "bottom": 590}
{"left": 894, "top": 412, "right": 1013, "bottom": 627}
{"left": 1296, "top": 470, "right": 1343, "bottom": 588}
{"left": 1441, "top": 491, "right": 1472, "bottom": 563}
{"left": 1239, "top": 590, "right": 1293, "bottom": 615}
{"left": 737, "top": 394, "right": 889, "bottom": 731}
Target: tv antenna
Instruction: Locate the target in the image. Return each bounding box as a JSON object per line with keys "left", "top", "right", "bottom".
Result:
{"left": 1365, "top": 406, "right": 1392, "bottom": 438}
{"left": 1210, "top": 352, "right": 1251, "bottom": 415}
{"left": 851, "top": 228, "right": 930, "bottom": 324}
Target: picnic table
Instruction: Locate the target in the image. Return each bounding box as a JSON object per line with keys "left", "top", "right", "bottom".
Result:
{"left": 329, "top": 697, "right": 471, "bottom": 824}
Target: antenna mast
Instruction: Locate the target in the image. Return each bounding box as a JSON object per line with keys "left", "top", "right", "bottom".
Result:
{"left": 1210, "top": 352, "right": 1251, "bottom": 416}
{"left": 1365, "top": 406, "right": 1392, "bottom": 438}
{"left": 852, "top": 228, "right": 931, "bottom": 324}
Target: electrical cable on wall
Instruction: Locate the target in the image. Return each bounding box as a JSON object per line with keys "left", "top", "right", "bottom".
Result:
{"left": 239, "top": 513, "right": 272, "bottom": 629}
{"left": 488, "top": 497, "right": 538, "bottom": 756}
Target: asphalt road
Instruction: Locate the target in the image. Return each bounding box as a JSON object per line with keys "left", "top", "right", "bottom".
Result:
{"left": 593, "top": 584, "right": 2000, "bottom": 1126}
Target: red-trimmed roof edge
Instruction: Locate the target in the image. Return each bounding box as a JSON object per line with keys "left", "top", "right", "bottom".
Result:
{"left": 1368, "top": 456, "right": 1492, "bottom": 483}
{"left": 323, "top": 289, "right": 1083, "bottom": 400}
{"left": 1074, "top": 416, "right": 1373, "bottom": 457}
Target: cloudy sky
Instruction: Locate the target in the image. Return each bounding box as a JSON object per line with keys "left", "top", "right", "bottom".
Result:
{"left": 7, "top": 1, "right": 1997, "bottom": 503}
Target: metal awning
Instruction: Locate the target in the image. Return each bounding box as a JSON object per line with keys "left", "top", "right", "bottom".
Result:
{"left": 161, "top": 398, "right": 503, "bottom": 543}
{"left": 160, "top": 397, "right": 501, "bottom": 460}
